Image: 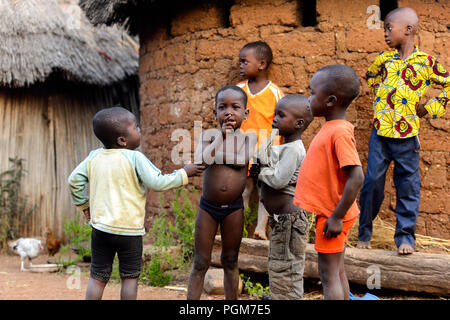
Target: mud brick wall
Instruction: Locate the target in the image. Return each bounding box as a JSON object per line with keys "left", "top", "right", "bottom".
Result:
{"left": 138, "top": 0, "right": 449, "bottom": 238}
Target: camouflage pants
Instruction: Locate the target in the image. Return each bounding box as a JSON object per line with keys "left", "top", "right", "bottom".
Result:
{"left": 268, "top": 209, "right": 309, "bottom": 300}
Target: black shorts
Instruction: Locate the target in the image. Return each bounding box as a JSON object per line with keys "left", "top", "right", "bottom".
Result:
{"left": 90, "top": 227, "right": 143, "bottom": 282}
{"left": 199, "top": 196, "right": 244, "bottom": 223}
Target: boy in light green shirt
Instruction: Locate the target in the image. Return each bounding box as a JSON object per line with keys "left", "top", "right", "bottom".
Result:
{"left": 68, "top": 106, "right": 204, "bottom": 300}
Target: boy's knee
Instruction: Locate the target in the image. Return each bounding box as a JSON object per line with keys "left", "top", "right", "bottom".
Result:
{"left": 319, "top": 270, "right": 338, "bottom": 288}
{"left": 221, "top": 254, "right": 238, "bottom": 270}
{"left": 318, "top": 263, "right": 329, "bottom": 281}
{"left": 192, "top": 255, "right": 210, "bottom": 274}
{"left": 318, "top": 255, "right": 341, "bottom": 282}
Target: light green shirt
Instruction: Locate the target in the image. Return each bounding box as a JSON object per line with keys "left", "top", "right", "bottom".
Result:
{"left": 68, "top": 148, "right": 188, "bottom": 235}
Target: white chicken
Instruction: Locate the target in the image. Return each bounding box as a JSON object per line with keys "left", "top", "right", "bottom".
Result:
{"left": 13, "top": 238, "right": 44, "bottom": 271}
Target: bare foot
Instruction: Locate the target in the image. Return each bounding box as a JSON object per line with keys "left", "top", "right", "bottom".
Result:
{"left": 398, "top": 243, "right": 414, "bottom": 255}
{"left": 356, "top": 241, "right": 371, "bottom": 249}
{"left": 253, "top": 230, "right": 268, "bottom": 240}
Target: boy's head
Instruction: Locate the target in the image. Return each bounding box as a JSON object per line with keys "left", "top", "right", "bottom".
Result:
{"left": 384, "top": 7, "right": 419, "bottom": 48}
{"left": 272, "top": 94, "right": 313, "bottom": 137}
{"left": 214, "top": 85, "right": 249, "bottom": 131}
{"left": 239, "top": 41, "right": 273, "bottom": 79}
{"left": 309, "top": 64, "right": 360, "bottom": 117}
{"left": 93, "top": 106, "right": 140, "bottom": 149}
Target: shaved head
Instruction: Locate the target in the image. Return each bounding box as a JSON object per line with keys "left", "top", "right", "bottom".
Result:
{"left": 278, "top": 94, "right": 311, "bottom": 120}
{"left": 275, "top": 94, "right": 313, "bottom": 133}
{"left": 93, "top": 106, "right": 134, "bottom": 147}
{"left": 315, "top": 64, "right": 361, "bottom": 104}
{"left": 385, "top": 7, "right": 419, "bottom": 33}
{"left": 277, "top": 94, "right": 313, "bottom": 126}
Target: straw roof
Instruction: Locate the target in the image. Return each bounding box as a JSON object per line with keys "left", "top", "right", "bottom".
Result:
{"left": 80, "top": 0, "right": 157, "bottom": 28}
{"left": 0, "top": 0, "right": 139, "bottom": 87}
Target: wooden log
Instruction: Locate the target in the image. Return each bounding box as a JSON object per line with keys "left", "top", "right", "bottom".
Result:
{"left": 211, "top": 236, "right": 450, "bottom": 296}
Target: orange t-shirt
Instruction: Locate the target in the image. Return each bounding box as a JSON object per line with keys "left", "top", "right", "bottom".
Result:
{"left": 293, "top": 120, "right": 362, "bottom": 221}
{"left": 237, "top": 80, "right": 283, "bottom": 149}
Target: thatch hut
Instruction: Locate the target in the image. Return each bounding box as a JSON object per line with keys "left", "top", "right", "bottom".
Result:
{"left": 0, "top": 0, "right": 139, "bottom": 238}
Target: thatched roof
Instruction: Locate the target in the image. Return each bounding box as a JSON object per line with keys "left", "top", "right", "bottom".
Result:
{"left": 80, "top": 0, "right": 206, "bottom": 34}
{"left": 80, "top": 0, "right": 156, "bottom": 28}
{"left": 80, "top": 0, "right": 168, "bottom": 31}
{"left": 0, "top": 0, "right": 139, "bottom": 88}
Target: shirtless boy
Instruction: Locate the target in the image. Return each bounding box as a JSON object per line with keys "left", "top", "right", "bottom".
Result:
{"left": 187, "top": 85, "right": 257, "bottom": 300}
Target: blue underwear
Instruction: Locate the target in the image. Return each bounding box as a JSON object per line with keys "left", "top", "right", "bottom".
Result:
{"left": 199, "top": 196, "right": 244, "bottom": 223}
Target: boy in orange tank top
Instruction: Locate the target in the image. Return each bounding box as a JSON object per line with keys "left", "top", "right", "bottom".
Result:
{"left": 237, "top": 41, "right": 284, "bottom": 240}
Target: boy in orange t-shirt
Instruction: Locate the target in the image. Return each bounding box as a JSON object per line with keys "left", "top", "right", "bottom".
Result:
{"left": 293, "top": 65, "right": 364, "bottom": 300}
{"left": 237, "top": 41, "right": 284, "bottom": 240}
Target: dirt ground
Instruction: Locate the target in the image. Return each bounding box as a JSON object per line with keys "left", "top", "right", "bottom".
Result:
{"left": 0, "top": 253, "right": 234, "bottom": 300}
{"left": 0, "top": 251, "right": 445, "bottom": 301}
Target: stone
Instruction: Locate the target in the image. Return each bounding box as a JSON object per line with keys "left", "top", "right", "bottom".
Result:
{"left": 422, "top": 165, "right": 447, "bottom": 189}
{"left": 203, "top": 267, "right": 243, "bottom": 295}
{"left": 171, "top": 6, "right": 225, "bottom": 36}
{"left": 346, "top": 28, "right": 386, "bottom": 53}
{"left": 142, "top": 245, "right": 182, "bottom": 271}
{"left": 230, "top": 2, "right": 298, "bottom": 28}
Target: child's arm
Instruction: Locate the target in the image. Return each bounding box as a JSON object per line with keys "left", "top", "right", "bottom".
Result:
{"left": 249, "top": 162, "right": 261, "bottom": 179}
{"left": 253, "top": 128, "right": 278, "bottom": 166}
{"left": 366, "top": 53, "right": 385, "bottom": 89}
{"left": 134, "top": 151, "right": 200, "bottom": 192}
{"left": 68, "top": 157, "right": 90, "bottom": 213}
{"left": 418, "top": 59, "right": 449, "bottom": 119}
{"left": 258, "top": 145, "right": 302, "bottom": 190}
{"left": 215, "top": 131, "right": 257, "bottom": 168}
{"left": 323, "top": 165, "right": 364, "bottom": 238}
{"left": 196, "top": 129, "right": 257, "bottom": 167}
{"left": 194, "top": 129, "right": 223, "bottom": 165}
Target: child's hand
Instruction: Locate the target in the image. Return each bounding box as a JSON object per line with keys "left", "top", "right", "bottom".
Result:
{"left": 323, "top": 216, "right": 343, "bottom": 238}
{"left": 415, "top": 102, "right": 428, "bottom": 118}
{"left": 83, "top": 208, "right": 90, "bottom": 221}
{"left": 249, "top": 163, "right": 260, "bottom": 179}
{"left": 221, "top": 115, "right": 236, "bottom": 135}
{"left": 221, "top": 124, "right": 234, "bottom": 136}
{"left": 183, "top": 163, "right": 206, "bottom": 177}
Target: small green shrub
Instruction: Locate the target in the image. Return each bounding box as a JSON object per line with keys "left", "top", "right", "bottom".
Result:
{"left": 170, "top": 186, "right": 198, "bottom": 261}
{"left": 57, "top": 216, "right": 91, "bottom": 267}
{"left": 110, "top": 256, "right": 120, "bottom": 281}
{"left": 240, "top": 273, "right": 270, "bottom": 298}
{"left": 307, "top": 212, "right": 315, "bottom": 243}
{"left": 139, "top": 254, "right": 174, "bottom": 287}
{"left": 152, "top": 194, "right": 175, "bottom": 249}
{"left": 138, "top": 187, "right": 199, "bottom": 287}
{"left": 243, "top": 201, "right": 258, "bottom": 238}
{"left": 0, "top": 157, "right": 35, "bottom": 249}
{"left": 64, "top": 216, "right": 92, "bottom": 258}
{"left": 139, "top": 194, "right": 174, "bottom": 287}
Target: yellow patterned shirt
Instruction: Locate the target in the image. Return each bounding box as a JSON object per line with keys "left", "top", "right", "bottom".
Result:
{"left": 367, "top": 47, "right": 449, "bottom": 138}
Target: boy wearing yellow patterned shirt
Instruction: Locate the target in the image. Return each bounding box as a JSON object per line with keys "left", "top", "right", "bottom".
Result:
{"left": 358, "top": 8, "right": 449, "bottom": 255}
